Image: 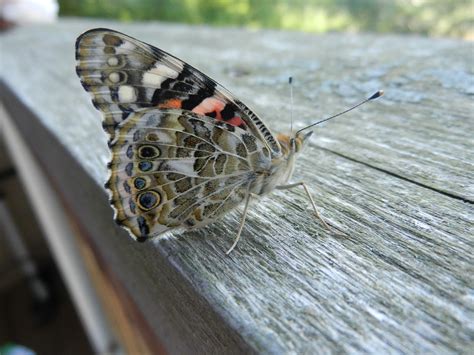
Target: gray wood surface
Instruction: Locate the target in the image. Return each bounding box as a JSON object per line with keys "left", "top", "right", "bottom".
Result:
{"left": 1, "top": 19, "right": 473, "bottom": 354}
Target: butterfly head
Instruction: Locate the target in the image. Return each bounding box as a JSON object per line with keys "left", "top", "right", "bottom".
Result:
{"left": 292, "top": 130, "right": 313, "bottom": 153}
{"left": 277, "top": 131, "right": 313, "bottom": 156}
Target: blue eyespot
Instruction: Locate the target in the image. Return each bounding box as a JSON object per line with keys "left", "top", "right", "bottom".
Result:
{"left": 134, "top": 177, "right": 146, "bottom": 189}
{"left": 138, "top": 161, "right": 152, "bottom": 172}
{"left": 137, "top": 191, "right": 160, "bottom": 210}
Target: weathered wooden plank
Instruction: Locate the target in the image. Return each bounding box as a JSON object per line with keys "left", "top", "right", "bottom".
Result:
{"left": 155, "top": 152, "right": 474, "bottom": 354}
{"left": 1, "top": 20, "right": 473, "bottom": 354}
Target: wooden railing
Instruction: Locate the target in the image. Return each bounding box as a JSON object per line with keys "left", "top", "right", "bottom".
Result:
{"left": 1, "top": 19, "right": 472, "bottom": 354}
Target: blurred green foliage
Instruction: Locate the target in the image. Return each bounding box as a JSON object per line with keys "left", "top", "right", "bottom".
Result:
{"left": 59, "top": 0, "right": 473, "bottom": 39}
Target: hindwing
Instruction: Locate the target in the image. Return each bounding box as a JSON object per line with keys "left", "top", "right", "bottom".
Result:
{"left": 107, "top": 109, "right": 271, "bottom": 239}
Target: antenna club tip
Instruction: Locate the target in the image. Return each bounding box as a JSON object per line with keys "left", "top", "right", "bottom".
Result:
{"left": 289, "top": 76, "right": 293, "bottom": 84}
{"left": 369, "top": 90, "right": 384, "bottom": 100}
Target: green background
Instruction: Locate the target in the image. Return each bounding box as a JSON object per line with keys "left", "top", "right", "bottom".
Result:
{"left": 59, "top": 0, "right": 473, "bottom": 39}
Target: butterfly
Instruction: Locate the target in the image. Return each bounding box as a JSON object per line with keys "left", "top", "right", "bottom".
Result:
{"left": 75, "top": 28, "right": 382, "bottom": 254}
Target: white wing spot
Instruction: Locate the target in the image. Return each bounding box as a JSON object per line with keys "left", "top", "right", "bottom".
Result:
{"left": 142, "top": 63, "right": 179, "bottom": 87}
{"left": 167, "top": 159, "right": 198, "bottom": 176}
{"left": 118, "top": 85, "right": 137, "bottom": 103}
{"left": 107, "top": 56, "right": 119, "bottom": 66}
{"left": 142, "top": 72, "right": 167, "bottom": 86}
{"left": 119, "top": 41, "right": 136, "bottom": 51}
{"left": 109, "top": 72, "right": 120, "bottom": 83}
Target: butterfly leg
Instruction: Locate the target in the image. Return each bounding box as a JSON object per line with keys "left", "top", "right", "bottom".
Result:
{"left": 276, "top": 182, "right": 332, "bottom": 230}
{"left": 226, "top": 191, "right": 252, "bottom": 255}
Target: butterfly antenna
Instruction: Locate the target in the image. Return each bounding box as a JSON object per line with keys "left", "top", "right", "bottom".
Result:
{"left": 296, "top": 90, "right": 384, "bottom": 135}
{"left": 289, "top": 76, "right": 294, "bottom": 134}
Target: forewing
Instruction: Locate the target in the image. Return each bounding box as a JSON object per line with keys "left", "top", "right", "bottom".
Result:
{"left": 75, "top": 28, "right": 281, "bottom": 155}
{"left": 108, "top": 109, "right": 271, "bottom": 240}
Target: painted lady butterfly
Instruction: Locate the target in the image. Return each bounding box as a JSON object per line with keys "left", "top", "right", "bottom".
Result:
{"left": 75, "top": 28, "right": 382, "bottom": 254}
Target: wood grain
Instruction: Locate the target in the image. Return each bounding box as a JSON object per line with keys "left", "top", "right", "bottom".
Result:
{"left": 1, "top": 19, "right": 472, "bottom": 354}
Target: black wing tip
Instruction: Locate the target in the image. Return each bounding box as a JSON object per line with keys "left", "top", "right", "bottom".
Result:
{"left": 369, "top": 90, "right": 384, "bottom": 100}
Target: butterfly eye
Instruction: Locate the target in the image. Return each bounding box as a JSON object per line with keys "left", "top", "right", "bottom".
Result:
{"left": 137, "top": 191, "right": 161, "bottom": 211}
{"left": 290, "top": 138, "right": 296, "bottom": 150}
{"left": 138, "top": 145, "right": 161, "bottom": 159}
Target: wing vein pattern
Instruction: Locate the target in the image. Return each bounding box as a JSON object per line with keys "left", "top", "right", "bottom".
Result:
{"left": 76, "top": 28, "right": 277, "bottom": 239}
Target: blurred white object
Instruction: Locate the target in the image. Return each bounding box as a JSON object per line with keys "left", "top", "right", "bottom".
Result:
{"left": 0, "top": 0, "right": 58, "bottom": 25}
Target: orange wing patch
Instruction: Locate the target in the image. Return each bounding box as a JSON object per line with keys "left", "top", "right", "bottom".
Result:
{"left": 159, "top": 98, "right": 183, "bottom": 109}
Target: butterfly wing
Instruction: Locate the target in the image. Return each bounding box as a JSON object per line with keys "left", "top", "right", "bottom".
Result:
{"left": 76, "top": 28, "right": 281, "bottom": 155}
{"left": 107, "top": 109, "right": 271, "bottom": 239}
{"left": 75, "top": 28, "right": 274, "bottom": 240}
